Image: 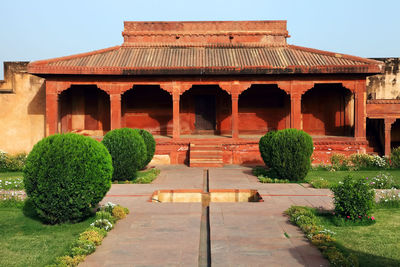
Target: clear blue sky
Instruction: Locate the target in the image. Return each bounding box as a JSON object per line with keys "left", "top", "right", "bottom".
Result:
{"left": 1, "top": 0, "right": 399, "bottom": 78}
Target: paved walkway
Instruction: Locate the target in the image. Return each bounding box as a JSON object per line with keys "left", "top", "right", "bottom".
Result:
{"left": 82, "top": 166, "right": 331, "bottom": 267}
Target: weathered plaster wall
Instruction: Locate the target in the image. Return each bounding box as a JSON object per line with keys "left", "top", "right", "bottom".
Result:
{"left": 0, "top": 62, "right": 45, "bottom": 154}
{"left": 367, "top": 58, "right": 400, "bottom": 99}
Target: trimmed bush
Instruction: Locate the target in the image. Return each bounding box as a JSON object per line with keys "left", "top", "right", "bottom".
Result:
{"left": 260, "top": 129, "right": 313, "bottom": 181}
{"left": 102, "top": 128, "right": 147, "bottom": 181}
{"left": 138, "top": 129, "right": 156, "bottom": 169}
{"left": 259, "top": 131, "right": 277, "bottom": 167}
{"left": 390, "top": 146, "right": 400, "bottom": 168}
{"left": 331, "top": 176, "right": 375, "bottom": 220}
{"left": 23, "top": 133, "right": 113, "bottom": 224}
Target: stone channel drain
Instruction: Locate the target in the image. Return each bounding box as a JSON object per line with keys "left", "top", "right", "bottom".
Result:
{"left": 81, "top": 167, "right": 332, "bottom": 267}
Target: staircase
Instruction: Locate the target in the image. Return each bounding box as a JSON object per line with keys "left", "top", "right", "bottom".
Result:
{"left": 189, "top": 142, "right": 223, "bottom": 167}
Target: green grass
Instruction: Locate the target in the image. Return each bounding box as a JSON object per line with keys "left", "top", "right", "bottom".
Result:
{"left": 316, "top": 208, "right": 400, "bottom": 266}
{"left": 305, "top": 169, "right": 400, "bottom": 188}
{"left": 0, "top": 172, "right": 24, "bottom": 190}
{"left": 113, "top": 168, "right": 160, "bottom": 184}
{"left": 0, "top": 207, "right": 94, "bottom": 267}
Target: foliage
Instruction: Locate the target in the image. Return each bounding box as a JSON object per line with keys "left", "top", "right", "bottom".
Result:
{"left": 0, "top": 151, "right": 27, "bottom": 172}
{"left": 79, "top": 230, "right": 104, "bottom": 246}
{"left": 390, "top": 146, "right": 400, "bottom": 168}
{"left": 285, "top": 206, "right": 357, "bottom": 266}
{"left": 349, "top": 153, "right": 373, "bottom": 169}
{"left": 90, "top": 219, "right": 113, "bottom": 231}
{"left": 133, "top": 168, "right": 160, "bottom": 184}
{"left": 85, "top": 225, "right": 107, "bottom": 238}
{"left": 258, "top": 131, "right": 277, "bottom": 168}
{"left": 0, "top": 176, "right": 24, "bottom": 190}
{"left": 112, "top": 205, "right": 127, "bottom": 220}
{"left": 23, "top": 133, "right": 113, "bottom": 224}
{"left": 0, "top": 192, "right": 25, "bottom": 208}
{"left": 48, "top": 202, "right": 129, "bottom": 266}
{"left": 252, "top": 166, "right": 269, "bottom": 177}
{"left": 309, "top": 177, "right": 330, "bottom": 189}
{"left": 95, "top": 210, "right": 115, "bottom": 224}
{"left": 53, "top": 255, "right": 86, "bottom": 267}
{"left": 331, "top": 176, "right": 375, "bottom": 220}
{"left": 376, "top": 189, "right": 400, "bottom": 208}
{"left": 305, "top": 169, "right": 400, "bottom": 189}
{"left": 102, "top": 128, "right": 147, "bottom": 181}
{"left": 365, "top": 172, "right": 397, "bottom": 189}
{"left": 329, "top": 153, "right": 389, "bottom": 171}
{"left": 262, "top": 129, "right": 313, "bottom": 181}
{"left": 70, "top": 239, "right": 96, "bottom": 256}
{"left": 138, "top": 129, "right": 156, "bottom": 169}
{"left": 257, "top": 176, "right": 290, "bottom": 183}
{"left": 330, "top": 154, "right": 350, "bottom": 171}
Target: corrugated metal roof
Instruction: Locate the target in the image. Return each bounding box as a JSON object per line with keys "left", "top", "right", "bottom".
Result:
{"left": 28, "top": 45, "right": 383, "bottom": 75}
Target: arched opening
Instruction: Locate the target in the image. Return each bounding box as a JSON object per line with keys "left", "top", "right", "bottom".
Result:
{"left": 391, "top": 119, "right": 400, "bottom": 150}
{"left": 302, "top": 84, "right": 353, "bottom": 137}
{"left": 122, "top": 85, "right": 172, "bottom": 136}
{"left": 180, "top": 85, "right": 231, "bottom": 136}
{"left": 366, "top": 118, "right": 384, "bottom": 154}
{"left": 59, "top": 85, "right": 110, "bottom": 135}
{"left": 238, "top": 84, "right": 289, "bottom": 136}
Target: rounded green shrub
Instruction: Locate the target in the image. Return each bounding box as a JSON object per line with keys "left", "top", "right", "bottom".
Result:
{"left": 390, "top": 146, "right": 400, "bottom": 168}
{"left": 259, "top": 131, "right": 277, "bottom": 167}
{"left": 23, "top": 133, "right": 113, "bottom": 224}
{"left": 101, "top": 128, "right": 147, "bottom": 181}
{"left": 138, "top": 129, "right": 156, "bottom": 169}
{"left": 260, "top": 128, "right": 313, "bottom": 181}
{"left": 331, "top": 176, "right": 375, "bottom": 220}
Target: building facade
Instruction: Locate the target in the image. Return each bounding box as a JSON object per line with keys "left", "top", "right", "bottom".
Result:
{"left": 3, "top": 21, "right": 398, "bottom": 166}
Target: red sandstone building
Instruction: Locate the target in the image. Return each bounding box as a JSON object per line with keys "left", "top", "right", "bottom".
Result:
{"left": 27, "top": 21, "right": 384, "bottom": 166}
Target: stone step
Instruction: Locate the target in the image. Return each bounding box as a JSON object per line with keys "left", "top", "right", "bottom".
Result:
{"left": 189, "top": 142, "right": 223, "bottom": 167}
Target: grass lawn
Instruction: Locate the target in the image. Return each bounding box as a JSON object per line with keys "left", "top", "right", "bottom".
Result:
{"left": 316, "top": 208, "right": 400, "bottom": 266}
{"left": 0, "top": 207, "right": 94, "bottom": 267}
{"left": 305, "top": 169, "right": 400, "bottom": 188}
{"left": 0, "top": 172, "right": 23, "bottom": 179}
{"left": 113, "top": 168, "right": 160, "bottom": 184}
{"left": 0, "top": 172, "right": 24, "bottom": 190}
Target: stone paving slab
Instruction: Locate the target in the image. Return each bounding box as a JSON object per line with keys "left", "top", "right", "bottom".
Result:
{"left": 81, "top": 166, "right": 332, "bottom": 266}
{"left": 82, "top": 202, "right": 202, "bottom": 267}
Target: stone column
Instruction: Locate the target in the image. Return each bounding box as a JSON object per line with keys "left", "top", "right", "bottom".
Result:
{"left": 46, "top": 89, "right": 59, "bottom": 136}
{"left": 172, "top": 92, "right": 180, "bottom": 139}
{"left": 290, "top": 93, "right": 302, "bottom": 129}
{"left": 231, "top": 92, "right": 239, "bottom": 139}
{"left": 354, "top": 82, "right": 366, "bottom": 140}
{"left": 110, "top": 93, "right": 121, "bottom": 130}
{"left": 385, "top": 118, "right": 396, "bottom": 156}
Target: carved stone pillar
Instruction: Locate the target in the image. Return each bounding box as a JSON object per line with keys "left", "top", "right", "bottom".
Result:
{"left": 45, "top": 82, "right": 59, "bottom": 136}
{"left": 110, "top": 93, "right": 121, "bottom": 130}
{"left": 354, "top": 81, "right": 366, "bottom": 140}
{"left": 385, "top": 118, "right": 396, "bottom": 156}
{"left": 290, "top": 93, "right": 302, "bottom": 129}
{"left": 231, "top": 92, "right": 239, "bottom": 139}
{"left": 172, "top": 92, "right": 180, "bottom": 139}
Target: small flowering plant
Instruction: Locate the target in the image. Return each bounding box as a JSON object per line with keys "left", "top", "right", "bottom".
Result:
{"left": 331, "top": 176, "right": 375, "bottom": 225}
{"left": 331, "top": 212, "right": 376, "bottom": 226}
{"left": 0, "top": 177, "right": 24, "bottom": 190}
{"left": 365, "top": 172, "right": 396, "bottom": 189}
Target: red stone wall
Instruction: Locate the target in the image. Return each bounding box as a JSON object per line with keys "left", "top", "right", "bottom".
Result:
{"left": 59, "top": 85, "right": 110, "bottom": 133}
{"left": 302, "top": 84, "right": 353, "bottom": 136}
{"left": 239, "top": 85, "right": 289, "bottom": 134}
{"left": 122, "top": 85, "right": 172, "bottom": 135}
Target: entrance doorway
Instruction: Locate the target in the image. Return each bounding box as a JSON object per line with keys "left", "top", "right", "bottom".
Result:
{"left": 195, "top": 95, "right": 216, "bottom": 132}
